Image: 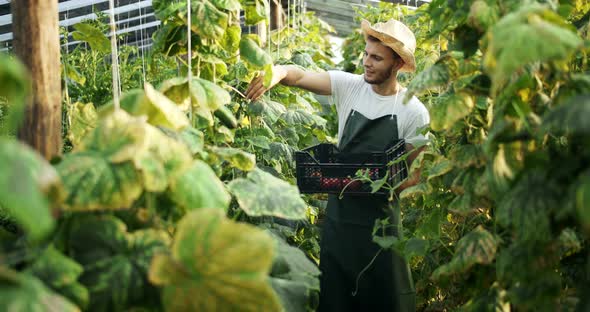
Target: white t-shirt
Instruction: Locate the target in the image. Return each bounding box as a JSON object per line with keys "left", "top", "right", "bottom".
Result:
{"left": 328, "top": 70, "right": 430, "bottom": 146}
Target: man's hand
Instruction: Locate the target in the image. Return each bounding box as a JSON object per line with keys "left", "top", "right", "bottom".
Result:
{"left": 245, "top": 65, "right": 332, "bottom": 101}
{"left": 245, "top": 66, "right": 287, "bottom": 101}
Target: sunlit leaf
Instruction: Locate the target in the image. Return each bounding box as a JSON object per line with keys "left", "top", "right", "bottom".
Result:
{"left": 0, "top": 139, "right": 60, "bottom": 241}
{"left": 467, "top": 0, "right": 499, "bottom": 32}
{"left": 149, "top": 209, "right": 281, "bottom": 311}
{"left": 191, "top": 0, "right": 228, "bottom": 39}
{"left": 67, "top": 102, "right": 97, "bottom": 147}
{"left": 78, "top": 110, "right": 147, "bottom": 163}
{"left": 430, "top": 92, "right": 474, "bottom": 131}
{"left": 483, "top": 4, "right": 583, "bottom": 92}
{"left": 139, "top": 83, "right": 190, "bottom": 131}
{"left": 72, "top": 23, "right": 109, "bottom": 53}
{"left": 432, "top": 226, "right": 497, "bottom": 280}
{"left": 57, "top": 153, "right": 142, "bottom": 211}
{"left": 134, "top": 126, "right": 193, "bottom": 192}
{"left": 67, "top": 215, "right": 168, "bottom": 311}
{"left": 244, "top": 0, "right": 268, "bottom": 25}
{"left": 210, "top": 147, "right": 256, "bottom": 171}
{"left": 221, "top": 24, "right": 242, "bottom": 54}
{"left": 228, "top": 168, "right": 307, "bottom": 219}
{"left": 211, "top": 0, "right": 241, "bottom": 11}
{"left": 240, "top": 36, "right": 272, "bottom": 68}
{"left": 168, "top": 160, "right": 231, "bottom": 212}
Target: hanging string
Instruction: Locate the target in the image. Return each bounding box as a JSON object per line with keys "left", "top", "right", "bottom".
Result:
{"left": 108, "top": 0, "right": 121, "bottom": 110}
{"left": 267, "top": 0, "right": 271, "bottom": 55}
{"left": 63, "top": 10, "right": 72, "bottom": 130}
{"left": 187, "top": 0, "right": 193, "bottom": 119}
{"left": 287, "top": 0, "right": 290, "bottom": 45}
{"left": 138, "top": 0, "right": 146, "bottom": 84}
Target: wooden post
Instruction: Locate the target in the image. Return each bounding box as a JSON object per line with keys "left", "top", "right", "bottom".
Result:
{"left": 12, "top": 0, "right": 62, "bottom": 159}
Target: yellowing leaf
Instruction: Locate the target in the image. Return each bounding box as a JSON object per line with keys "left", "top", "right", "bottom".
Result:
{"left": 139, "top": 83, "right": 190, "bottom": 131}
{"left": 210, "top": 147, "right": 256, "bottom": 171}
{"left": 483, "top": 4, "right": 583, "bottom": 92}
{"left": 431, "top": 226, "right": 497, "bottom": 280}
{"left": 430, "top": 92, "right": 474, "bottom": 131}
{"left": 77, "top": 110, "right": 147, "bottom": 163}
{"left": 149, "top": 209, "right": 281, "bottom": 312}
{"left": 67, "top": 102, "right": 97, "bottom": 147}
{"left": 134, "top": 126, "right": 193, "bottom": 192}
{"left": 57, "top": 153, "right": 142, "bottom": 211}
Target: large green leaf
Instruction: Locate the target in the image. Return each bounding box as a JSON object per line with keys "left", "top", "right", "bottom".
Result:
{"left": 78, "top": 110, "right": 148, "bottom": 163}
{"left": 67, "top": 215, "right": 168, "bottom": 311}
{"left": 159, "top": 77, "right": 231, "bottom": 112}
{"left": 27, "top": 246, "right": 88, "bottom": 309}
{"left": 138, "top": 83, "right": 190, "bottom": 131}
{"left": 198, "top": 78, "right": 231, "bottom": 110}
{"left": 282, "top": 109, "right": 326, "bottom": 128}
{"left": 483, "top": 4, "right": 583, "bottom": 91}
{"left": 134, "top": 126, "right": 193, "bottom": 192}
{"left": 211, "top": 0, "right": 241, "bottom": 12}
{"left": 148, "top": 209, "right": 281, "bottom": 311}
{"left": 210, "top": 146, "right": 256, "bottom": 171}
{"left": 0, "top": 139, "right": 59, "bottom": 241}
{"left": 430, "top": 92, "right": 474, "bottom": 131}
{"left": 168, "top": 160, "right": 231, "bottom": 211}
{"left": 431, "top": 226, "right": 497, "bottom": 280}
{"left": 56, "top": 153, "right": 142, "bottom": 211}
{"left": 244, "top": 0, "right": 268, "bottom": 25}
{"left": 67, "top": 102, "right": 97, "bottom": 147}
{"left": 228, "top": 168, "right": 307, "bottom": 219}
{"left": 0, "top": 268, "right": 79, "bottom": 312}
{"left": 191, "top": 0, "right": 228, "bottom": 39}
{"left": 221, "top": 24, "right": 242, "bottom": 54}
{"left": 240, "top": 36, "right": 272, "bottom": 68}
{"left": 405, "top": 63, "right": 450, "bottom": 99}
{"left": 543, "top": 94, "right": 590, "bottom": 136}
{"left": 248, "top": 99, "right": 287, "bottom": 125}
{"left": 158, "top": 126, "right": 204, "bottom": 155}
{"left": 71, "top": 23, "right": 110, "bottom": 53}
{"left": 0, "top": 54, "right": 29, "bottom": 135}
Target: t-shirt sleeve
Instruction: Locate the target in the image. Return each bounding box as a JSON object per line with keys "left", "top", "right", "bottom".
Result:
{"left": 402, "top": 102, "right": 430, "bottom": 146}
{"left": 328, "top": 70, "right": 358, "bottom": 112}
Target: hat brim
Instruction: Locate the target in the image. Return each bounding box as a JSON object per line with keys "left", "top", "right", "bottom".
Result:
{"left": 361, "top": 20, "right": 416, "bottom": 73}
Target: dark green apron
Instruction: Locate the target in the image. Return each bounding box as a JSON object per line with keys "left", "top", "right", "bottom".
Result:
{"left": 318, "top": 110, "right": 415, "bottom": 312}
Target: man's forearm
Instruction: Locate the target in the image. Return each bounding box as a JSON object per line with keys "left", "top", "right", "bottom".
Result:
{"left": 275, "top": 65, "right": 306, "bottom": 87}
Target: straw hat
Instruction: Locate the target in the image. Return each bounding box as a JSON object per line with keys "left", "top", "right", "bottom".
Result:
{"left": 360, "top": 19, "right": 416, "bottom": 73}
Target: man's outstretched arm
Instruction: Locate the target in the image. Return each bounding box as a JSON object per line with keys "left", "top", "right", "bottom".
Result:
{"left": 245, "top": 65, "right": 332, "bottom": 101}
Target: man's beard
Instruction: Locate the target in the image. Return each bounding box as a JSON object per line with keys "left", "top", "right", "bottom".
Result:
{"left": 364, "top": 65, "right": 394, "bottom": 85}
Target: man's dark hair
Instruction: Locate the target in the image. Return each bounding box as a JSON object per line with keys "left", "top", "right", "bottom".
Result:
{"left": 366, "top": 35, "right": 401, "bottom": 60}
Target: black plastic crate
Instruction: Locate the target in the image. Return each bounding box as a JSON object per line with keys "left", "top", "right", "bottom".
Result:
{"left": 295, "top": 140, "right": 407, "bottom": 195}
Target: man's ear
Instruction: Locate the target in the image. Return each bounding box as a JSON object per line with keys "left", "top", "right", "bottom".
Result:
{"left": 394, "top": 57, "right": 404, "bottom": 72}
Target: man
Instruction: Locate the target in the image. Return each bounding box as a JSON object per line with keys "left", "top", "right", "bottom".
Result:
{"left": 246, "top": 19, "right": 429, "bottom": 312}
